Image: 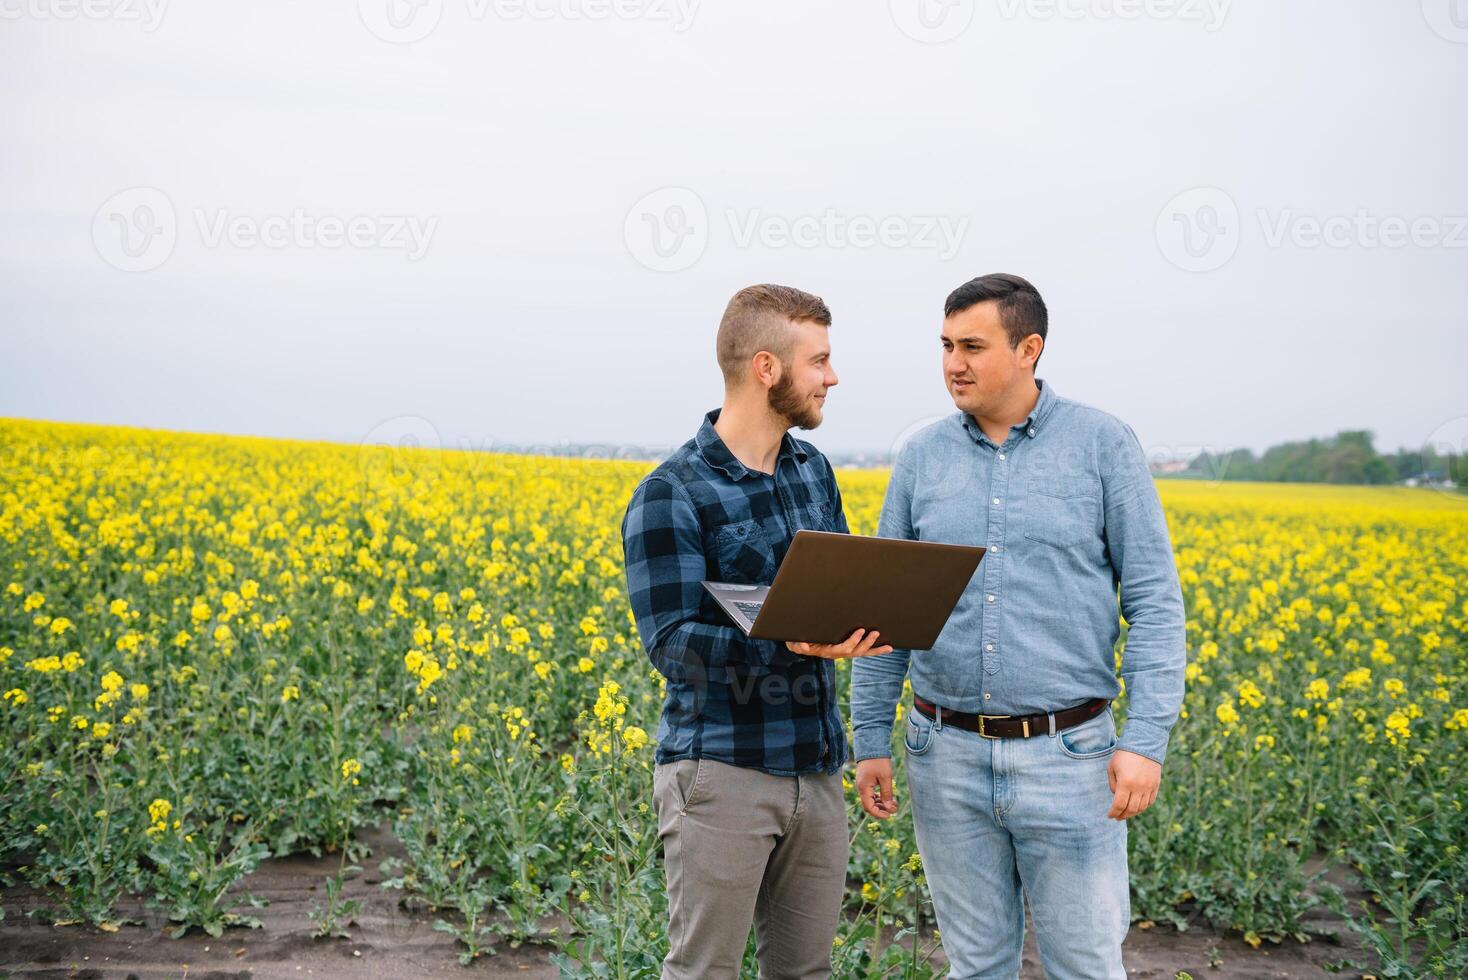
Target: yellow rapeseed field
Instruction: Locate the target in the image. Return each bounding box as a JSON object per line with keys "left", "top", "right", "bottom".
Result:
{"left": 1, "top": 418, "right": 1463, "bottom": 975}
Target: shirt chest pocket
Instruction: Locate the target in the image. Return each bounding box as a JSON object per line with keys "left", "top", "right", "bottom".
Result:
{"left": 803, "top": 500, "right": 834, "bottom": 532}
{"left": 714, "top": 519, "right": 778, "bottom": 583}
{"left": 1023, "top": 478, "right": 1101, "bottom": 550}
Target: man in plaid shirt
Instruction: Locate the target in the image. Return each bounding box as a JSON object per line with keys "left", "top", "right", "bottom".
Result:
{"left": 621, "top": 284, "right": 890, "bottom": 979}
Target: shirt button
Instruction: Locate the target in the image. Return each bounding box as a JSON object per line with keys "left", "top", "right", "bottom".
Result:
{"left": 985, "top": 643, "right": 994, "bottom": 651}
{"left": 991, "top": 497, "right": 1001, "bottom": 505}
{"left": 998, "top": 453, "right": 1006, "bottom": 460}
{"left": 986, "top": 594, "right": 995, "bottom": 602}
{"left": 983, "top": 693, "right": 992, "bottom": 700}
{"left": 992, "top": 545, "right": 1001, "bottom": 554}
{"left": 1027, "top": 428, "right": 1035, "bottom": 437}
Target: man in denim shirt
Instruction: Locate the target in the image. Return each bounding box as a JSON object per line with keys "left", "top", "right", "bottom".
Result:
{"left": 622, "top": 284, "right": 890, "bottom": 980}
{"left": 850, "top": 274, "right": 1187, "bottom": 979}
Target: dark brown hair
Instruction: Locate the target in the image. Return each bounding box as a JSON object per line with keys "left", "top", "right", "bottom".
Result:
{"left": 945, "top": 273, "right": 1048, "bottom": 369}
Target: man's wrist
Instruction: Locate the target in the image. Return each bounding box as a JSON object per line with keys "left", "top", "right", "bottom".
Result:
{"left": 852, "top": 728, "right": 894, "bottom": 762}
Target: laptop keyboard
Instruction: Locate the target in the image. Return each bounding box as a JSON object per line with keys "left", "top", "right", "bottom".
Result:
{"left": 733, "top": 600, "right": 764, "bottom": 620}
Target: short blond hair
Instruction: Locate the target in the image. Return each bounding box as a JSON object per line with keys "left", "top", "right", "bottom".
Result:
{"left": 716, "top": 284, "right": 832, "bottom": 386}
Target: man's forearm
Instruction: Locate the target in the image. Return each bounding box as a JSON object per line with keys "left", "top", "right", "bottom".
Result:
{"left": 643, "top": 617, "right": 804, "bottom": 683}
{"left": 849, "top": 647, "right": 912, "bottom": 760}
{"left": 1115, "top": 615, "right": 1186, "bottom": 764}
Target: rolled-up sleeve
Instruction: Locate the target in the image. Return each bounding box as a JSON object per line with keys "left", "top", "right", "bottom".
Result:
{"left": 1102, "top": 421, "right": 1188, "bottom": 766}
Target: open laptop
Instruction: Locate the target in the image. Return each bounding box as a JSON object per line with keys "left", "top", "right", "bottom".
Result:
{"left": 702, "top": 529, "right": 985, "bottom": 651}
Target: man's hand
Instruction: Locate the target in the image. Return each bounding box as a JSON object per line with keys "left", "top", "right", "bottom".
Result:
{"left": 1106, "top": 749, "right": 1162, "bottom": 820}
{"left": 786, "top": 628, "right": 894, "bottom": 660}
{"left": 854, "top": 757, "right": 899, "bottom": 820}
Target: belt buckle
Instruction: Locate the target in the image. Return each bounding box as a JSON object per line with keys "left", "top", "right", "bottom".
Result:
{"left": 978, "top": 714, "right": 1009, "bottom": 739}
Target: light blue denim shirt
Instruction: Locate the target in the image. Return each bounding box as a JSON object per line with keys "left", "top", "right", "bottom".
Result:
{"left": 849, "top": 377, "right": 1187, "bottom": 766}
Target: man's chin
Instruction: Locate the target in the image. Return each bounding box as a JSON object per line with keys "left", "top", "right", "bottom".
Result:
{"left": 785, "top": 409, "right": 822, "bottom": 431}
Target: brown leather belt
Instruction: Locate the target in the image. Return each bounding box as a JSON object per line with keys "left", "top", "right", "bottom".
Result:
{"left": 913, "top": 694, "right": 1109, "bottom": 739}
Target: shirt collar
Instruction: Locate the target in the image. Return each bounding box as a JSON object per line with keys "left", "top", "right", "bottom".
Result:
{"left": 960, "top": 377, "right": 1057, "bottom": 445}
{"left": 696, "top": 407, "right": 810, "bottom": 481}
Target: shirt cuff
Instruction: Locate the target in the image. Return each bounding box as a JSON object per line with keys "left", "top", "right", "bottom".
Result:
{"left": 1116, "top": 716, "right": 1173, "bottom": 766}
{"left": 852, "top": 724, "right": 895, "bottom": 761}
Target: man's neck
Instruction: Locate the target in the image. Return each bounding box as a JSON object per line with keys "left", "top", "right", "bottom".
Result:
{"left": 714, "top": 399, "right": 787, "bottom": 477}
{"left": 972, "top": 377, "right": 1041, "bottom": 446}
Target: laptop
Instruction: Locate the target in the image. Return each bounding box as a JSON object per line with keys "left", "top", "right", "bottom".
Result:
{"left": 702, "top": 529, "right": 985, "bottom": 651}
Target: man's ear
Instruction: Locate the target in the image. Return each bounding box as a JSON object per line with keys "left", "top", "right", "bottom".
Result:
{"left": 1022, "top": 334, "right": 1044, "bottom": 368}
{"left": 752, "top": 350, "right": 780, "bottom": 389}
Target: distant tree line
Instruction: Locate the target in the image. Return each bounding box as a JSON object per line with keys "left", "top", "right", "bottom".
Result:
{"left": 1184, "top": 430, "right": 1467, "bottom": 486}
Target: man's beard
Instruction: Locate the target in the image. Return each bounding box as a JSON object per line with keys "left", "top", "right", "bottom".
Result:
{"left": 768, "top": 367, "right": 821, "bottom": 430}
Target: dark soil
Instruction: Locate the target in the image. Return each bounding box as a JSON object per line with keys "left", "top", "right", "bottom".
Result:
{"left": 1, "top": 826, "right": 1375, "bottom": 978}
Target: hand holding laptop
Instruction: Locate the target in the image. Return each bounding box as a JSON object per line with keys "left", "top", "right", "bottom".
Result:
{"left": 786, "top": 628, "right": 894, "bottom": 660}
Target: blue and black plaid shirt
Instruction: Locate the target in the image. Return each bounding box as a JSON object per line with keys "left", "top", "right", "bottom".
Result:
{"left": 621, "top": 407, "right": 849, "bottom": 776}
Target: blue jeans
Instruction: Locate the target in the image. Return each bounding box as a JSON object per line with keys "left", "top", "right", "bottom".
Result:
{"left": 903, "top": 700, "right": 1130, "bottom": 979}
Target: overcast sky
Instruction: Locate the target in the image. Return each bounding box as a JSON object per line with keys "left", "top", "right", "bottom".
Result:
{"left": 3, "top": 1, "right": 1465, "bottom": 462}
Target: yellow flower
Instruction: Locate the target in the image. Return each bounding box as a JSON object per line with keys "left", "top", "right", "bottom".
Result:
{"left": 621, "top": 726, "right": 649, "bottom": 754}
{"left": 1237, "top": 680, "right": 1265, "bottom": 710}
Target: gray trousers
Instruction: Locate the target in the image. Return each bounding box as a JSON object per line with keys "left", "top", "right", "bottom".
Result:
{"left": 652, "top": 757, "right": 849, "bottom": 980}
